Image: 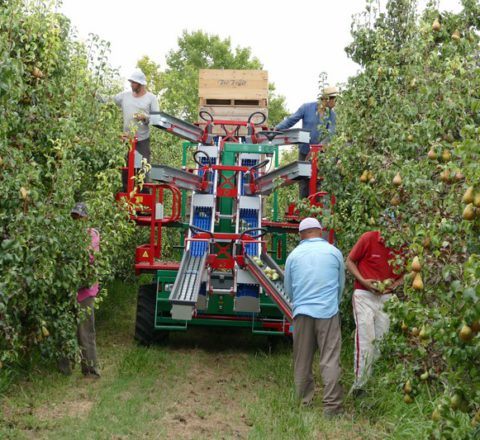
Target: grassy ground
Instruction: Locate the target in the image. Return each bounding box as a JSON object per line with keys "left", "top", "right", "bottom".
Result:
{"left": 0, "top": 280, "right": 432, "bottom": 439}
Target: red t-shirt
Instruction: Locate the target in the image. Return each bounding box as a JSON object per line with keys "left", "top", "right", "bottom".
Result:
{"left": 348, "top": 231, "right": 401, "bottom": 290}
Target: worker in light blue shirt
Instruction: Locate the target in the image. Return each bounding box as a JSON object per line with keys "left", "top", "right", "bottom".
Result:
{"left": 284, "top": 217, "right": 345, "bottom": 417}
{"left": 275, "top": 86, "right": 338, "bottom": 198}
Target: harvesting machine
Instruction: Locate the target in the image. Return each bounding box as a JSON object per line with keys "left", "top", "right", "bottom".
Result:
{"left": 116, "top": 70, "right": 335, "bottom": 344}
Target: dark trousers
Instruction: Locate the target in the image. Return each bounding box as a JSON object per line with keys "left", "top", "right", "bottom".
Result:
{"left": 293, "top": 313, "right": 343, "bottom": 411}
{"left": 58, "top": 296, "right": 98, "bottom": 376}
{"left": 77, "top": 296, "right": 98, "bottom": 374}
{"left": 298, "top": 147, "right": 310, "bottom": 199}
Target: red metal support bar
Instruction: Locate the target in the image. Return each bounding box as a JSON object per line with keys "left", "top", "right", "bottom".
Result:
{"left": 307, "top": 144, "right": 324, "bottom": 197}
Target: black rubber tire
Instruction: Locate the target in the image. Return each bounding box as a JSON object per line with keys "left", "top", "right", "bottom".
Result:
{"left": 134, "top": 283, "right": 169, "bottom": 346}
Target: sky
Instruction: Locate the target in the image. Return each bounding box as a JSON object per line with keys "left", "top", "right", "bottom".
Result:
{"left": 59, "top": 0, "right": 462, "bottom": 114}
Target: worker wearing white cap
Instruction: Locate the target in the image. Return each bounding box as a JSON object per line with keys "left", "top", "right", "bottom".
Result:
{"left": 113, "top": 68, "right": 159, "bottom": 190}
{"left": 284, "top": 217, "right": 345, "bottom": 417}
{"left": 275, "top": 86, "right": 339, "bottom": 198}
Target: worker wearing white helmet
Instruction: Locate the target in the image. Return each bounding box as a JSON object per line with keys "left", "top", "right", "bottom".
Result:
{"left": 284, "top": 217, "right": 345, "bottom": 417}
{"left": 112, "top": 68, "right": 159, "bottom": 190}
{"left": 275, "top": 85, "right": 339, "bottom": 198}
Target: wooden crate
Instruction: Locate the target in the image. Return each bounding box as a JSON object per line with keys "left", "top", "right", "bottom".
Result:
{"left": 198, "top": 69, "right": 269, "bottom": 135}
{"left": 199, "top": 69, "right": 268, "bottom": 102}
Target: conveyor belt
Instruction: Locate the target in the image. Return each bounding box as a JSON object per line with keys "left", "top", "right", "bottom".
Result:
{"left": 244, "top": 161, "right": 311, "bottom": 196}
{"left": 246, "top": 128, "right": 310, "bottom": 145}
{"left": 169, "top": 250, "right": 207, "bottom": 305}
{"left": 245, "top": 253, "right": 293, "bottom": 322}
{"left": 149, "top": 164, "right": 204, "bottom": 192}
{"left": 239, "top": 157, "right": 260, "bottom": 255}
{"left": 191, "top": 206, "right": 212, "bottom": 256}
{"left": 150, "top": 111, "right": 213, "bottom": 145}
{"left": 239, "top": 208, "right": 259, "bottom": 256}
{"left": 169, "top": 194, "right": 212, "bottom": 320}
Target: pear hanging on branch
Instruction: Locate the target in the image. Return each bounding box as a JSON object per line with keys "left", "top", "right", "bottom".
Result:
{"left": 463, "top": 204, "right": 475, "bottom": 221}
{"left": 412, "top": 256, "right": 422, "bottom": 272}
{"left": 441, "top": 149, "right": 452, "bottom": 162}
{"left": 462, "top": 187, "right": 474, "bottom": 204}
{"left": 459, "top": 325, "right": 473, "bottom": 342}
{"left": 392, "top": 172, "right": 402, "bottom": 187}
{"left": 432, "top": 18, "right": 441, "bottom": 32}
{"left": 412, "top": 272, "right": 424, "bottom": 291}
{"left": 391, "top": 194, "right": 401, "bottom": 206}
{"left": 474, "top": 193, "right": 480, "bottom": 208}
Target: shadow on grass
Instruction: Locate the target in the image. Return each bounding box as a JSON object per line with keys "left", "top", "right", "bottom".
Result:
{"left": 165, "top": 327, "right": 292, "bottom": 354}
{"left": 99, "top": 278, "right": 293, "bottom": 355}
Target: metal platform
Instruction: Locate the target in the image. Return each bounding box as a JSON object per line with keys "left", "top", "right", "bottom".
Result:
{"left": 149, "top": 164, "right": 204, "bottom": 192}
{"left": 247, "top": 128, "right": 310, "bottom": 145}
{"left": 245, "top": 253, "right": 293, "bottom": 322}
{"left": 169, "top": 250, "right": 208, "bottom": 320}
{"left": 245, "top": 161, "right": 311, "bottom": 195}
{"left": 150, "top": 111, "right": 213, "bottom": 145}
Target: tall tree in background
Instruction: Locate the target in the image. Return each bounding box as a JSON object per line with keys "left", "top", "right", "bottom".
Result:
{"left": 158, "top": 30, "right": 288, "bottom": 126}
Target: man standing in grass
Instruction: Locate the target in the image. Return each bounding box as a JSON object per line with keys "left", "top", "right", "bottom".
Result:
{"left": 58, "top": 202, "right": 101, "bottom": 378}
{"left": 284, "top": 218, "right": 345, "bottom": 417}
{"left": 346, "top": 230, "right": 404, "bottom": 397}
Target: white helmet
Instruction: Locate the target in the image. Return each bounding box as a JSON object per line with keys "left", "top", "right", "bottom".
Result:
{"left": 128, "top": 69, "right": 147, "bottom": 85}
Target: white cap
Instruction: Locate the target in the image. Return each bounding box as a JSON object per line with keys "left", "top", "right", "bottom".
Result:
{"left": 128, "top": 69, "right": 147, "bottom": 85}
{"left": 299, "top": 217, "right": 322, "bottom": 232}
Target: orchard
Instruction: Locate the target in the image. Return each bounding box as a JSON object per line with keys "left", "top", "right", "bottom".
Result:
{"left": 0, "top": 0, "right": 136, "bottom": 372}
{"left": 321, "top": 0, "right": 480, "bottom": 437}
{"left": 1, "top": 0, "right": 479, "bottom": 438}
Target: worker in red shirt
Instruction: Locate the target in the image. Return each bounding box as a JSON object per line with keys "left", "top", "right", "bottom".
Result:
{"left": 346, "top": 230, "right": 404, "bottom": 396}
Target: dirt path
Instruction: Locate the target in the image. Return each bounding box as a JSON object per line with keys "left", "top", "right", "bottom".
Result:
{"left": 160, "top": 351, "right": 253, "bottom": 440}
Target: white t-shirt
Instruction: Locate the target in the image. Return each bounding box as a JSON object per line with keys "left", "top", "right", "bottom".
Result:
{"left": 114, "top": 91, "right": 159, "bottom": 141}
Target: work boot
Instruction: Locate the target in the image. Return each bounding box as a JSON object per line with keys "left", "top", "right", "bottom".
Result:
{"left": 352, "top": 388, "right": 367, "bottom": 399}
{"left": 81, "top": 363, "right": 100, "bottom": 378}
{"left": 323, "top": 407, "right": 344, "bottom": 419}
{"left": 57, "top": 358, "right": 73, "bottom": 376}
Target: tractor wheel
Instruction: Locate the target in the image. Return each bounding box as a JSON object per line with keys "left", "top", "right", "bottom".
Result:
{"left": 134, "top": 283, "right": 169, "bottom": 346}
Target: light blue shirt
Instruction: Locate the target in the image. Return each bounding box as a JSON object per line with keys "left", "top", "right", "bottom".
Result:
{"left": 284, "top": 238, "right": 345, "bottom": 319}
